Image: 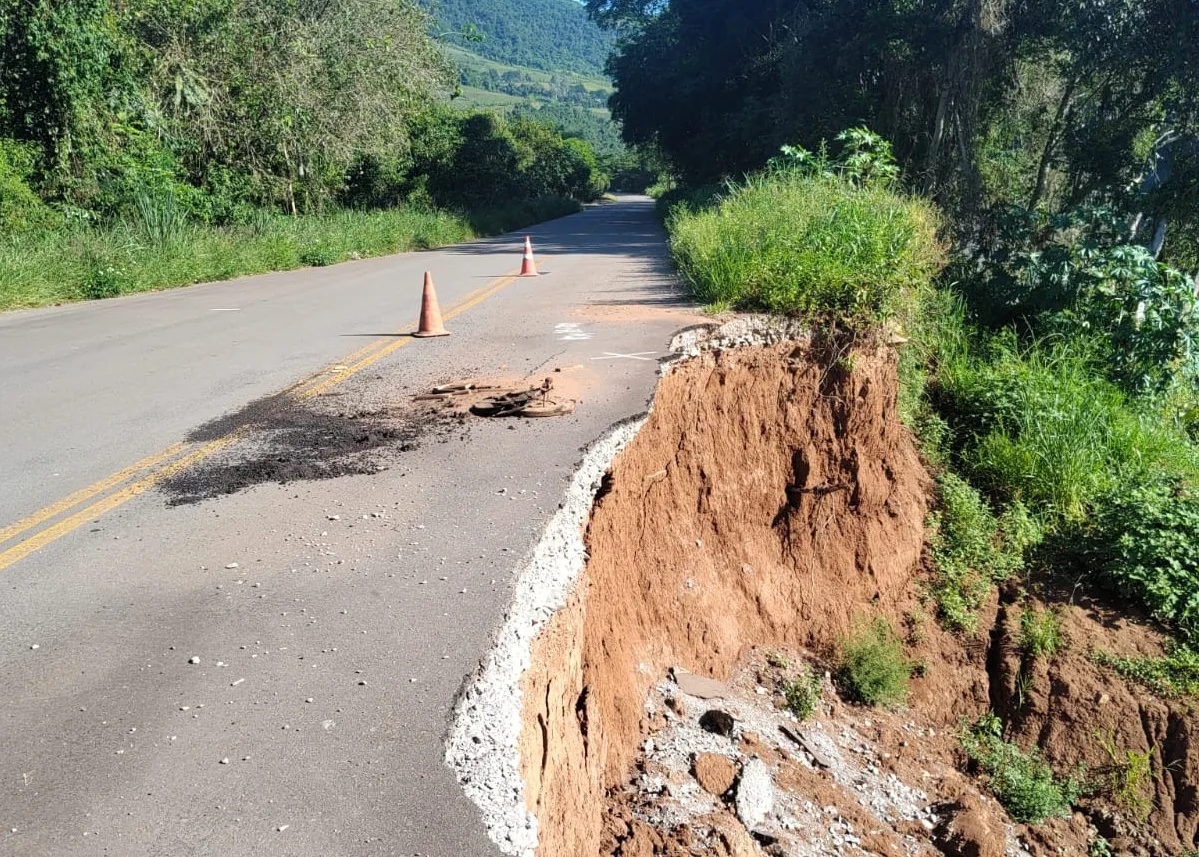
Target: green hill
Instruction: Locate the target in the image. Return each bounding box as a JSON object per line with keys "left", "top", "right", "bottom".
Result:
{"left": 426, "top": 0, "right": 613, "bottom": 77}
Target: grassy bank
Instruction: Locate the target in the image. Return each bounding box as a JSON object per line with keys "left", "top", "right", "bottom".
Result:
{"left": 0, "top": 197, "right": 579, "bottom": 311}
{"left": 667, "top": 171, "right": 942, "bottom": 321}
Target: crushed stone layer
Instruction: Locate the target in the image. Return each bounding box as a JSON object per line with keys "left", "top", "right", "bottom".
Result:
{"left": 602, "top": 651, "right": 1058, "bottom": 857}
{"left": 445, "top": 414, "right": 648, "bottom": 854}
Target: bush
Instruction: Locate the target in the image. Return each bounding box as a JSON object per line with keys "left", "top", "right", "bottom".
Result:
{"left": 960, "top": 713, "right": 1080, "bottom": 823}
{"left": 668, "top": 169, "right": 944, "bottom": 323}
{"left": 927, "top": 473, "right": 1038, "bottom": 632}
{"left": 835, "top": 618, "right": 911, "bottom": 708}
{"left": 0, "top": 141, "right": 58, "bottom": 234}
{"left": 1083, "top": 481, "right": 1199, "bottom": 643}
{"left": 782, "top": 666, "right": 823, "bottom": 720}
{"left": 957, "top": 205, "right": 1199, "bottom": 394}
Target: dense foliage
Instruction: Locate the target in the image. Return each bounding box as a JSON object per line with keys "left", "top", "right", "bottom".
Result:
{"left": 592, "top": 0, "right": 1199, "bottom": 267}
{"left": 428, "top": 0, "right": 613, "bottom": 76}
{"left": 0, "top": 0, "right": 455, "bottom": 219}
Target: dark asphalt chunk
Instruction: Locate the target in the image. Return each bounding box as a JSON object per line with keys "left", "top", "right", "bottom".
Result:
{"left": 162, "top": 392, "right": 467, "bottom": 505}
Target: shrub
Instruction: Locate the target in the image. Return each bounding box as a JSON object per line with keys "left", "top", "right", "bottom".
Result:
{"left": 1094, "top": 730, "right": 1154, "bottom": 822}
{"left": 82, "top": 262, "right": 131, "bottom": 300}
{"left": 1020, "top": 605, "right": 1064, "bottom": 659}
{"left": 299, "top": 245, "right": 339, "bottom": 267}
{"left": 927, "top": 473, "right": 1038, "bottom": 632}
{"left": 835, "top": 618, "right": 911, "bottom": 708}
{"left": 960, "top": 713, "right": 1080, "bottom": 823}
{"left": 1094, "top": 646, "right": 1199, "bottom": 698}
{"left": 0, "top": 141, "right": 58, "bottom": 234}
{"left": 1084, "top": 481, "right": 1199, "bottom": 643}
{"left": 782, "top": 666, "right": 823, "bottom": 720}
{"left": 957, "top": 204, "right": 1199, "bottom": 394}
{"left": 667, "top": 169, "right": 944, "bottom": 324}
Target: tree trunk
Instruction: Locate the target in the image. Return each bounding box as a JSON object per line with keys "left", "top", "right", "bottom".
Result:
{"left": 1029, "top": 76, "right": 1077, "bottom": 210}
{"left": 925, "top": 82, "right": 952, "bottom": 193}
{"left": 1129, "top": 212, "right": 1144, "bottom": 241}
{"left": 1150, "top": 217, "right": 1168, "bottom": 259}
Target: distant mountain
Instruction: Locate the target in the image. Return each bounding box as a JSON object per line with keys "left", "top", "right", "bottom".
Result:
{"left": 426, "top": 0, "right": 614, "bottom": 77}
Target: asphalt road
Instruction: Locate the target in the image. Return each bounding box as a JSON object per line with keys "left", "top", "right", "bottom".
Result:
{"left": 0, "top": 197, "right": 701, "bottom": 856}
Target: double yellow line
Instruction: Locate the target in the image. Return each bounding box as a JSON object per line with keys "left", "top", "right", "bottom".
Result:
{"left": 0, "top": 268, "right": 527, "bottom": 572}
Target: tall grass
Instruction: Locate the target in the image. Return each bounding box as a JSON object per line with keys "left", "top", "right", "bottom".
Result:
{"left": 935, "top": 332, "right": 1199, "bottom": 525}
{"left": 0, "top": 197, "right": 579, "bottom": 311}
{"left": 667, "top": 171, "right": 944, "bottom": 323}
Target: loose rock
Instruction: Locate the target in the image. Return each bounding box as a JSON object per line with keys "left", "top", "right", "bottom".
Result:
{"left": 692, "top": 753, "right": 737, "bottom": 796}
{"left": 734, "top": 758, "right": 774, "bottom": 830}
{"left": 674, "top": 668, "right": 729, "bottom": 700}
{"left": 699, "top": 709, "right": 735, "bottom": 737}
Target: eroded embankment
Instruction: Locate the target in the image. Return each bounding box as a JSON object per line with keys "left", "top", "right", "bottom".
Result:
{"left": 517, "top": 330, "right": 940, "bottom": 856}
{"left": 450, "top": 320, "right": 1199, "bottom": 857}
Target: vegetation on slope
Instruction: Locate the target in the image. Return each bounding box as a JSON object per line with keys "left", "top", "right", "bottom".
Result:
{"left": 449, "top": 45, "right": 611, "bottom": 111}
{"left": 623, "top": 0, "right": 1199, "bottom": 664}
{"left": 427, "top": 0, "right": 613, "bottom": 76}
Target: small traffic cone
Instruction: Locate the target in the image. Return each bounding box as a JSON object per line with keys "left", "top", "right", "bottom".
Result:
{"left": 520, "top": 236, "right": 539, "bottom": 277}
{"left": 413, "top": 272, "right": 450, "bottom": 338}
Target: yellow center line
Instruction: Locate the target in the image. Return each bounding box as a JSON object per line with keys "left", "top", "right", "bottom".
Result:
{"left": 295, "top": 270, "right": 524, "bottom": 401}
{"left": 0, "top": 434, "right": 242, "bottom": 573}
{"left": 0, "top": 443, "right": 190, "bottom": 548}
{"left": 0, "top": 263, "right": 532, "bottom": 571}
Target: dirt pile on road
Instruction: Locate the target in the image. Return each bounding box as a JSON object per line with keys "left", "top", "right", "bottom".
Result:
{"left": 518, "top": 338, "right": 936, "bottom": 856}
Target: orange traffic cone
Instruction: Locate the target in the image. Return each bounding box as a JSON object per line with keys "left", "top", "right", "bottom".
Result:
{"left": 520, "top": 236, "right": 539, "bottom": 277}
{"left": 413, "top": 272, "right": 450, "bottom": 338}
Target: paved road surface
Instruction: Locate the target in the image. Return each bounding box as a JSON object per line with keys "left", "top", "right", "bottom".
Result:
{"left": 0, "top": 197, "right": 699, "bottom": 856}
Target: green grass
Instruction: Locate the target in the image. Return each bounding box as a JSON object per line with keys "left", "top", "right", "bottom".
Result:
{"left": 667, "top": 170, "right": 944, "bottom": 323}
{"left": 926, "top": 472, "right": 1038, "bottom": 632}
{"left": 1094, "top": 646, "right": 1199, "bottom": 697}
{"left": 935, "top": 333, "right": 1199, "bottom": 526}
{"left": 960, "top": 713, "right": 1081, "bottom": 823}
{"left": 0, "top": 198, "right": 578, "bottom": 311}
{"left": 1020, "top": 605, "right": 1065, "bottom": 659}
{"left": 835, "top": 618, "right": 911, "bottom": 709}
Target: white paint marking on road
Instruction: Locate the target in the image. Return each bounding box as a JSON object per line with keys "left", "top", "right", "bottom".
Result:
{"left": 554, "top": 322, "right": 592, "bottom": 342}
{"left": 591, "top": 351, "right": 658, "bottom": 362}
{"left": 209, "top": 308, "right": 241, "bottom": 312}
